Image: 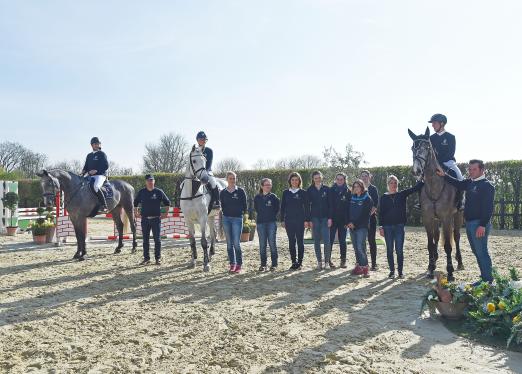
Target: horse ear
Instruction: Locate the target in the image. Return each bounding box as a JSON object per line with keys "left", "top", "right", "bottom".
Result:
{"left": 424, "top": 127, "right": 430, "bottom": 137}
{"left": 408, "top": 129, "right": 417, "bottom": 141}
{"left": 37, "top": 169, "right": 48, "bottom": 177}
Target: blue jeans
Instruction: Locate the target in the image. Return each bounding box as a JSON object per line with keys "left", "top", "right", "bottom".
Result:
{"left": 223, "top": 216, "right": 243, "bottom": 266}
{"left": 350, "top": 228, "right": 368, "bottom": 266}
{"left": 466, "top": 220, "right": 493, "bottom": 282}
{"left": 383, "top": 224, "right": 405, "bottom": 274}
{"left": 257, "top": 221, "right": 278, "bottom": 267}
{"left": 141, "top": 217, "right": 161, "bottom": 260}
{"left": 330, "top": 220, "right": 347, "bottom": 261}
{"left": 312, "top": 217, "right": 331, "bottom": 262}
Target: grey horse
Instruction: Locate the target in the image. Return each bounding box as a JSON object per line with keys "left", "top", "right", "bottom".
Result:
{"left": 37, "top": 169, "right": 137, "bottom": 260}
{"left": 180, "top": 145, "right": 226, "bottom": 272}
{"left": 408, "top": 128, "right": 464, "bottom": 281}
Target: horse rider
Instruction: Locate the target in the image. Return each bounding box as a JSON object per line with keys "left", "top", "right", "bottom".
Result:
{"left": 196, "top": 131, "right": 220, "bottom": 208}
{"left": 429, "top": 113, "right": 465, "bottom": 209}
{"left": 81, "top": 137, "right": 109, "bottom": 212}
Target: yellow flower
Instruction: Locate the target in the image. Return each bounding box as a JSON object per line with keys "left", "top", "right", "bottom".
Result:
{"left": 513, "top": 315, "right": 522, "bottom": 324}
{"left": 440, "top": 278, "right": 449, "bottom": 287}
{"left": 498, "top": 301, "right": 506, "bottom": 311}
{"left": 486, "top": 303, "right": 496, "bottom": 313}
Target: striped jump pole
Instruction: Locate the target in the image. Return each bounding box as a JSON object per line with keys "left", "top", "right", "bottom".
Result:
{"left": 90, "top": 234, "right": 192, "bottom": 241}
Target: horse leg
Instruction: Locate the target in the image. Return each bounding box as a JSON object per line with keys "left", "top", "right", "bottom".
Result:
{"left": 442, "top": 218, "right": 455, "bottom": 281}
{"left": 72, "top": 217, "right": 87, "bottom": 260}
{"left": 208, "top": 214, "right": 216, "bottom": 259}
{"left": 187, "top": 221, "right": 197, "bottom": 268}
{"left": 200, "top": 217, "right": 210, "bottom": 272}
{"left": 112, "top": 206, "right": 124, "bottom": 253}
{"left": 454, "top": 212, "right": 464, "bottom": 270}
{"left": 425, "top": 222, "right": 437, "bottom": 279}
{"left": 123, "top": 202, "right": 138, "bottom": 252}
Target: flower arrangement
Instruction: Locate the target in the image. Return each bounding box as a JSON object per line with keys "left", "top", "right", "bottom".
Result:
{"left": 421, "top": 268, "right": 522, "bottom": 347}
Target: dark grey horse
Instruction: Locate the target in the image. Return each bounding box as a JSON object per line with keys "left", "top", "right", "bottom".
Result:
{"left": 37, "top": 169, "right": 137, "bottom": 260}
{"left": 408, "top": 128, "right": 464, "bottom": 281}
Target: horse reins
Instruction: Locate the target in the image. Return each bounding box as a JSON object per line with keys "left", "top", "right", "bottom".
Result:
{"left": 180, "top": 151, "right": 207, "bottom": 201}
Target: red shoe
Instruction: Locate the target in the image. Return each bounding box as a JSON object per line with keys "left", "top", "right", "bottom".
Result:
{"left": 351, "top": 264, "right": 361, "bottom": 275}
{"left": 233, "top": 265, "right": 242, "bottom": 273}
{"left": 362, "top": 266, "right": 370, "bottom": 278}
{"left": 229, "top": 264, "right": 236, "bottom": 273}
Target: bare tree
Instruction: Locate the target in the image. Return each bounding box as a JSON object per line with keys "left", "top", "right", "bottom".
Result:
{"left": 0, "top": 141, "right": 26, "bottom": 172}
{"left": 323, "top": 144, "right": 365, "bottom": 172}
{"left": 143, "top": 133, "right": 189, "bottom": 173}
{"left": 251, "top": 159, "right": 275, "bottom": 170}
{"left": 46, "top": 159, "right": 84, "bottom": 173}
{"left": 215, "top": 158, "right": 244, "bottom": 174}
{"left": 18, "top": 150, "right": 47, "bottom": 178}
{"left": 109, "top": 161, "right": 134, "bottom": 176}
{"left": 274, "top": 154, "right": 325, "bottom": 170}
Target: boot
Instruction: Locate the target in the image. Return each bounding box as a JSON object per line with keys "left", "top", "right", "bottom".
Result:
{"left": 212, "top": 186, "right": 221, "bottom": 209}
{"left": 96, "top": 190, "right": 108, "bottom": 212}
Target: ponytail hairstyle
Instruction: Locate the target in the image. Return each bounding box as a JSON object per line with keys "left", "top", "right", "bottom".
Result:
{"left": 311, "top": 170, "right": 323, "bottom": 184}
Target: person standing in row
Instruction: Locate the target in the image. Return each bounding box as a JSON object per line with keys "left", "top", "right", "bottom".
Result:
{"left": 254, "top": 178, "right": 280, "bottom": 272}
{"left": 280, "top": 172, "right": 310, "bottom": 270}
{"left": 134, "top": 174, "right": 171, "bottom": 265}
{"left": 360, "top": 170, "right": 379, "bottom": 271}
{"left": 307, "top": 171, "right": 331, "bottom": 270}
{"left": 220, "top": 171, "right": 248, "bottom": 274}
{"left": 378, "top": 176, "right": 424, "bottom": 279}
{"left": 437, "top": 160, "right": 495, "bottom": 284}
{"left": 346, "top": 180, "right": 374, "bottom": 277}
{"left": 328, "top": 173, "right": 351, "bottom": 269}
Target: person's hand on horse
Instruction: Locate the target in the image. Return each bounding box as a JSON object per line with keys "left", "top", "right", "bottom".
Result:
{"left": 379, "top": 227, "right": 384, "bottom": 237}
{"left": 435, "top": 167, "right": 445, "bottom": 177}
{"left": 476, "top": 226, "right": 486, "bottom": 238}
{"left": 327, "top": 218, "right": 332, "bottom": 228}
{"left": 88, "top": 169, "right": 97, "bottom": 176}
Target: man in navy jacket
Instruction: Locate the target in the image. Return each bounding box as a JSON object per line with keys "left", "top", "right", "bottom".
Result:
{"left": 437, "top": 159, "right": 495, "bottom": 283}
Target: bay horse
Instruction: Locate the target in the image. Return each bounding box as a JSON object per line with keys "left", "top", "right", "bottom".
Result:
{"left": 408, "top": 128, "right": 464, "bottom": 281}
{"left": 37, "top": 169, "right": 137, "bottom": 260}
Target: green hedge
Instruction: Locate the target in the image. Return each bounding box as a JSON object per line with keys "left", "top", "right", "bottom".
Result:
{"left": 17, "top": 160, "right": 522, "bottom": 229}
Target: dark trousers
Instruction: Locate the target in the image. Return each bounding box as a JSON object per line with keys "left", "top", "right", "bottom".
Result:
{"left": 368, "top": 214, "right": 377, "bottom": 267}
{"left": 285, "top": 220, "right": 305, "bottom": 265}
{"left": 142, "top": 217, "right": 161, "bottom": 260}
{"left": 383, "top": 224, "right": 405, "bottom": 274}
{"left": 330, "top": 219, "right": 347, "bottom": 261}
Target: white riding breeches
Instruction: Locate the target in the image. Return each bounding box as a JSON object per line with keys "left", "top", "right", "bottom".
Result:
{"left": 443, "top": 160, "right": 464, "bottom": 181}
{"left": 91, "top": 175, "right": 106, "bottom": 192}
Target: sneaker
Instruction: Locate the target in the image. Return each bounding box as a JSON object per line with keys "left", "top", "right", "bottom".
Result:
{"left": 289, "top": 263, "right": 298, "bottom": 271}
{"left": 398, "top": 273, "right": 404, "bottom": 279}
{"left": 351, "top": 264, "right": 361, "bottom": 275}
{"left": 270, "top": 265, "right": 277, "bottom": 272}
{"left": 258, "top": 265, "right": 267, "bottom": 272}
{"left": 388, "top": 271, "right": 395, "bottom": 279}
{"left": 340, "top": 259, "right": 347, "bottom": 268}
{"left": 324, "top": 262, "right": 330, "bottom": 270}
{"left": 296, "top": 262, "right": 303, "bottom": 270}
{"left": 155, "top": 259, "right": 162, "bottom": 265}
{"left": 371, "top": 265, "right": 377, "bottom": 271}
{"left": 316, "top": 261, "right": 323, "bottom": 271}
{"left": 328, "top": 261, "right": 337, "bottom": 270}
{"left": 233, "top": 265, "right": 242, "bottom": 273}
{"left": 362, "top": 266, "right": 370, "bottom": 278}
{"left": 140, "top": 259, "right": 151, "bottom": 265}
{"left": 229, "top": 264, "right": 236, "bottom": 273}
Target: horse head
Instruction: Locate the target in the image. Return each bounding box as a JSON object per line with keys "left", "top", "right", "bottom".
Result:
{"left": 408, "top": 127, "right": 432, "bottom": 178}
{"left": 36, "top": 169, "right": 60, "bottom": 207}
{"left": 188, "top": 145, "right": 209, "bottom": 184}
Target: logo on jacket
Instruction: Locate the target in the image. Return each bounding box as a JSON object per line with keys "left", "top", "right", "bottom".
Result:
{"left": 151, "top": 193, "right": 157, "bottom": 200}
{"left": 232, "top": 193, "right": 238, "bottom": 199}
{"left": 93, "top": 156, "right": 99, "bottom": 160}
{"left": 266, "top": 200, "right": 272, "bottom": 206}
{"left": 441, "top": 139, "right": 448, "bottom": 146}
{"left": 340, "top": 195, "right": 346, "bottom": 201}
{"left": 293, "top": 194, "right": 300, "bottom": 199}
{"left": 322, "top": 191, "right": 327, "bottom": 198}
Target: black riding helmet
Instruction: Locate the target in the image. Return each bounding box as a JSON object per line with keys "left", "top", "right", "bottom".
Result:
{"left": 428, "top": 114, "right": 447, "bottom": 125}
{"left": 196, "top": 131, "right": 208, "bottom": 140}
{"left": 90, "top": 137, "right": 101, "bottom": 145}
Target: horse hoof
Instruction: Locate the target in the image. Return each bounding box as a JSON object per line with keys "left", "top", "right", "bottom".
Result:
{"left": 188, "top": 261, "right": 197, "bottom": 269}
{"left": 78, "top": 256, "right": 85, "bottom": 262}
{"left": 203, "top": 264, "right": 211, "bottom": 272}
{"left": 114, "top": 248, "right": 121, "bottom": 254}
{"left": 457, "top": 263, "right": 465, "bottom": 271}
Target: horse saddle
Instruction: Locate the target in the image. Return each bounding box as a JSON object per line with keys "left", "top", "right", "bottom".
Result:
{"left": 87, "top": 179, "right": 114, "bottom": 200}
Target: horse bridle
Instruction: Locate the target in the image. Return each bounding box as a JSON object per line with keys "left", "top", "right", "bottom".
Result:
{"left": 412, "top": 138, "right": 447, "bottom": 204}
{"left": 186, "top": 150, "right": 207, "bottom": 181}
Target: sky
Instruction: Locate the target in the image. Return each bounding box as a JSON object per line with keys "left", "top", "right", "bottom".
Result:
{"left": 1, "top": 0, "right": 521, "bottom": 171}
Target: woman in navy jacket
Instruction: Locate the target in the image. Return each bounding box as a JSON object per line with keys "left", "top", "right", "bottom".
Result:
{"left": 328, "top": 173, "right": 351, "bottom": 269}
{"left": 280, "top": 172, "right": 310, "bottom": 270}
{"left": 378, "top": 176, "right": 424, "bottom": 279}
{"left": 254, "top": 178, "right": 280, "bottom": 271}
{"left": 346, "top": 180, "right": 374, "bottom": 277}
{"left": 306, "top": 171, "right": 331, "bottom": 270}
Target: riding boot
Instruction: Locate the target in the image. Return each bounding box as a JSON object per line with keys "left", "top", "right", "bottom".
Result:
{"left": 96, "top": 190, "right": 108, "bottom": 212}
{"left": 212, "top": 186, "right": 221, "bottom": 208}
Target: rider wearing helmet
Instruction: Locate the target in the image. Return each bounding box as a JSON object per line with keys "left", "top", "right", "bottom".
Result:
{"left": 196, "top": 131, "right": 220, "bottom": 208}
{"left": 429, "top": 114, "right": 464, "bottom": 209}
{"left": 81, "top": 137, "right": 109, "bottom": 211}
